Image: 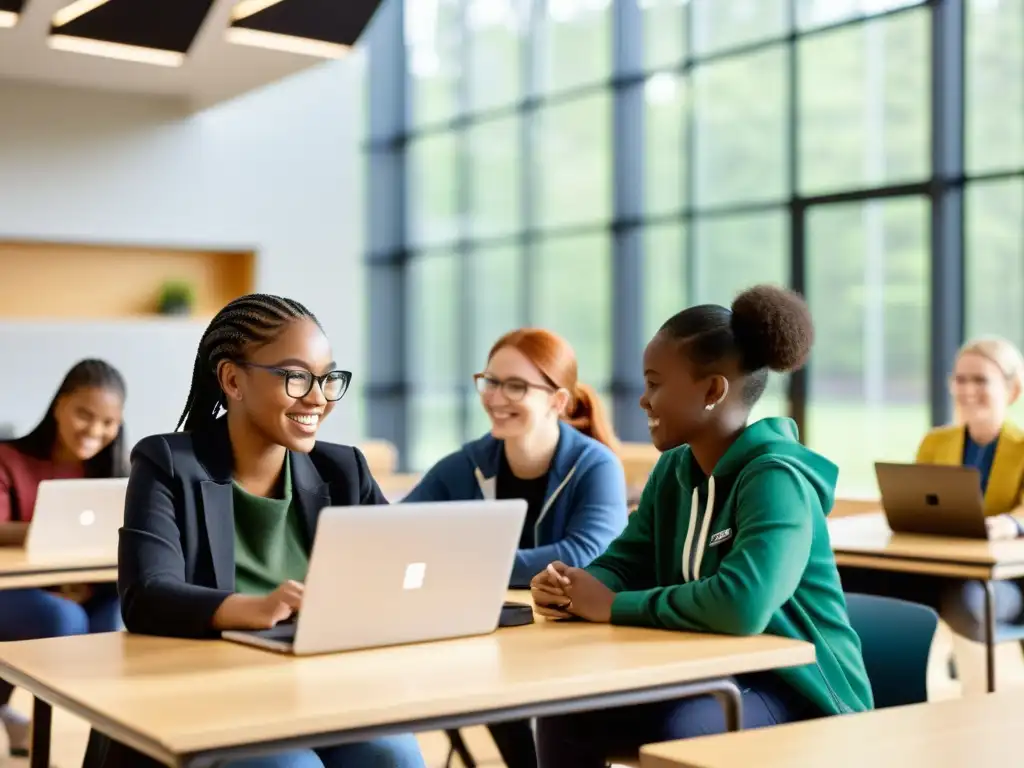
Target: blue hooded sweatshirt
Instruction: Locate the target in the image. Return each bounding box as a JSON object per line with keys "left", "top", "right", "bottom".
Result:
{"left": 404, "top": 421, "right": 629, "bottom": 586}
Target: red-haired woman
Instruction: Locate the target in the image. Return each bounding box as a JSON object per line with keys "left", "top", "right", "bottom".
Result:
{"left": 405, "top": 328, "right": 629, "bottom": 768}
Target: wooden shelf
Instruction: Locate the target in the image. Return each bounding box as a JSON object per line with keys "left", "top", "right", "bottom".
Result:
{"left": 0, "top": 241, "right": 255, "bottom": 319}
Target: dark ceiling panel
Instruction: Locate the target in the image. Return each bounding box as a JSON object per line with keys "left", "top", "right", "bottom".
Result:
{"left": 230, "top": 0, "right": 382, "bottom": 47}
{"left": 50, "top": 0, "right": 215, "bottom": 53}
{"left": 0, "top": 0, "right": 25, "bottom": 14}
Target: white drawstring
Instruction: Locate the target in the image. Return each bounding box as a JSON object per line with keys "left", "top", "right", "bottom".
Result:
{"left": 681, "top": 488, "right": 699, "bottom": 581}
{"left": 692, "top": 475, "right": 715, "bottom": 580}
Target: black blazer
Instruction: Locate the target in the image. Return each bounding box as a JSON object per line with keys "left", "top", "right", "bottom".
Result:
{"left": 118, "top": 417, "right": 387, "bottom": 638}
{"left": 87, "top": 419, "right": 387, "bottom": 768}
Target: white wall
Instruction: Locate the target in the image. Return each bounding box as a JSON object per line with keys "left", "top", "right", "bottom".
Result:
{"left": 0, "top": 54, "right": 366, "bottom": 445}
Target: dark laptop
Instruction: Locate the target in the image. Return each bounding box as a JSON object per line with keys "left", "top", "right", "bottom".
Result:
{"left": 874, "top": 462, "right": 989, "bottom": 539}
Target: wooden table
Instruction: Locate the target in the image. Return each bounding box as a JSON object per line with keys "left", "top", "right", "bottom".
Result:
{"left": 829, "top": 512, "right": 1024, "bottom": 692}
{"left": 0, "top": 599, "right": 814, "bottom": 768}
{"left": 640, "top": 688, "right": 1024, "bottom": 768}
{"left": 0, "top": 546, "right": 116, "bottom": 589}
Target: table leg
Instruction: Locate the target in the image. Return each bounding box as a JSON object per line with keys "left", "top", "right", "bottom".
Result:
{"left": 984, "top": 580, "right": 997, "bottom": 694}
{"left": 30, "top": 697, "right": 51, "bottom": 768}
{"left": 445, "top": 728, "right": 477, "bottom": 767}
{"left": 709, "top": 679, "right": 744, "bottom": 731}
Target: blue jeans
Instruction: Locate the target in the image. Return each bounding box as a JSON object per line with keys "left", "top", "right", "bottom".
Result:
{"left": 221, "top": 735, "right": 425, "bottom": 768}
{"left": 535, "top": 673, "right": 816, "bottom": 768}
{"left": 0, "top": 584, "right": 121, "bottom": 704}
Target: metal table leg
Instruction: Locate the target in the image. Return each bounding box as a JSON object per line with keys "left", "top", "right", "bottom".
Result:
{"left": 30, "top": 697, "right": 51, "bottom": 768}
{"left": 984, "top": 580, "right": 997, "bottom": 694}
{"left": 445, "top": 728, "right": 477, "bottom": 767}
{"left": 709, "top": 679, "right": 744, "bottom": 731}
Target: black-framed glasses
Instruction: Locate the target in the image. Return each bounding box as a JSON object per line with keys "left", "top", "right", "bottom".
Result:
{"left": 473, "top": 373, "right": 554, "bottom": 403}
{"left": 239, "top": 362, "right": 352, "bottom": 401}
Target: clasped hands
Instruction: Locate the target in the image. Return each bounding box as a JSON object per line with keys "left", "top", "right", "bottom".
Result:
{"left": 530, "top": 561, "right": 616, "bottom": 623}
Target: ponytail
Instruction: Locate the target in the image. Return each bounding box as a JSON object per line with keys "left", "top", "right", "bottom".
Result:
{"left": 564, "top": 382, "right": 620, "bottom": 452}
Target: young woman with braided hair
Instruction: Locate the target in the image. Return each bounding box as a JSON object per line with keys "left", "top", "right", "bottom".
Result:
{"left": 90, "top": 294, "right": 425, "bottom": 768}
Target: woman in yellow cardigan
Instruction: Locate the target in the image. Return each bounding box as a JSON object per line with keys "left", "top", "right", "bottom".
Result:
{"left": 841, "top": 337, "right": 1024, "bottom": 640}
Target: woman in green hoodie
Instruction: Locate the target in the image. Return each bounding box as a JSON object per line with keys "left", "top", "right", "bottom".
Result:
{"left": 530, "top": 285, "right": 873, "bottom": 766}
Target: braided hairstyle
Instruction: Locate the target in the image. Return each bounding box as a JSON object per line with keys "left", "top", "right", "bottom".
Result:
{"left": 660, "top": 284, "right": 814, "bottom": 407}
{"left": 176, "top": 293, "right": 321, "bottom": 433}
{"left": 5, "top": 359, "right": 128, "bottom": 478}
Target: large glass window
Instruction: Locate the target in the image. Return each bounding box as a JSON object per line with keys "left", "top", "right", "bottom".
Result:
{"left": 469, "top": 245, "right": 525, "bottom": 370}
{"left": 645, "top": 73, "right": 688, "bottom": 216}
{"left": 535, "top": 93, "right": 612, "bottom": 229}
{"left": 965, "top": 179, "right": 1024, "bottom": 352}
{"left": 410, "top": 392, "right": 462, "bottom": 471}
{"left": 692, "top": 212, "right": 788, "bottom": 304}
{"left": 406, "top": 0, "right": 462, "bottom": 126}
{"left": 466, "top": 0, "right": 527, "bottom": 112}
{"left": 407, "top": 132, "right": 459, "bottom": 246}
{"left": 467, "top": 117, "right": 522, "bottom": 239}
{"left": 806, "top": 197, "right": 931, "bottom": 494}
{"left": 643, "top": 0, "right": 687, "bottom": 70}
{"left": 798, "top": 8, "right": 930, "bottom": 195}
{"left": 797, "top": 0, "right": 924, "bottom": 30}
{"left": 536, "top": 0, "right": 611, "bottom": 94}
{"left": 407, "top": 251, "right": 461, "bottom": 388}
{"left": 370, "top": 0, "right": 1019, "bottom": 474}
{"left": 966, "top": 0, "right": 1024, "bottom": 174}
{"left": 693, "top": 47, "right": 788, "bottom": 207}
{"left": 532, "top": 233, "right": 613, "bottom": 388}
{"left": 643, "top": 223, "right": 687, "bottom": 342}
{"left": 691, "top": 0, "right": 788, "bottom": 55}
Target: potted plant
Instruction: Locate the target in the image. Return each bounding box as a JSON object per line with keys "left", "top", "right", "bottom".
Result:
{"left": 157, "top": 280, "right": 196, "bottom": 316}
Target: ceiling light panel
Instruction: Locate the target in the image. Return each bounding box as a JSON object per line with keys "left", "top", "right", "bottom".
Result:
{"left": 0, "top": 0, "right": 24, "bottom": 28}
{"left": 49, "top": 0, "right": 215, "bottom": 56}
{"left": 227, "top": 0, "right": 381, "bottom": 57}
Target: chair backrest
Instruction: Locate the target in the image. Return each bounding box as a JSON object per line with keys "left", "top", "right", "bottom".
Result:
{"left": 618, "top": 442, "right": 661, "bottom": 492}
{"left": 358, "top": 439, "right": 399, "bottom": 476}
{"left": 845, "top": 592, "right": 938, "bottom": 708}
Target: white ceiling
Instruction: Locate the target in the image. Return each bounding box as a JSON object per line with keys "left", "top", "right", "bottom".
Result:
{"left": 0, "top": 0, "right": 334, "bottom": 110}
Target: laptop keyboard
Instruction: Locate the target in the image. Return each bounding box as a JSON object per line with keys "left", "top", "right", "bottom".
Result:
{"left": 245, "top": 621, "right": 297, "bottom": 644}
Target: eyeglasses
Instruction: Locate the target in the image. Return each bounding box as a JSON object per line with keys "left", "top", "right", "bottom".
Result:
{"left": 473, "top": 373, "right": 554, "bottom": 403}
{"left": 238, "top": 362, "right": 352, "bottom": 401}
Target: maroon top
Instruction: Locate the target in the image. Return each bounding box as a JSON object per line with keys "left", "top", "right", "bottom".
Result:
{"left": 0, "top": 443, "right": 85, "bottom": 523}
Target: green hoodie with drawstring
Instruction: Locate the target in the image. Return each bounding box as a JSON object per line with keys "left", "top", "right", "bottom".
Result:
{"left": 587, "top": 417, "right": 873, "bottom": 717}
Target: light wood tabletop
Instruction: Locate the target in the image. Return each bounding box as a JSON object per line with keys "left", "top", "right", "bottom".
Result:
{"left": 641, "top": 688, "right": 1024, "bottom": 768}
{"left": 0, "top": 546, "right": 117, "bottom": 589}
{"left": 829, "top": 511, "right": 1024, "bottom": 580}
{"left": 0, "top": 596, "right": 814, "bottom": 767}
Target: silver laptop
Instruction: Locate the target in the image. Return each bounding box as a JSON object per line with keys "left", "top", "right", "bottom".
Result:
{"left": 222, "top": 499, "right": 527, "bottom": 655}
{"left": 24, "top": 478, "right": 128, "bottom": 559}
{"left": 875, "top": 462, "right": 989, "bottom": 539}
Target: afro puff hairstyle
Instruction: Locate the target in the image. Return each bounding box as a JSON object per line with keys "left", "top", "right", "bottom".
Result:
{"left": 659, "top": 284, "right": 814, "bottom": 406}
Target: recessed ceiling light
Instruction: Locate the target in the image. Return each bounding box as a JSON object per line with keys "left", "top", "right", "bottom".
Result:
{"left": 48, "top": 34, "right": 185, "bottom": 66}
{"left": 224, "top": 26, "right": 349, "bottom": 59}
{"left": 231, "top": 0, "right": 286, "bottom": 22}
{"left": 52, "top": 0, "right": 111, "bottom": 27}
{"left": 0, "top": 10, "right": 18, "bottom": 27}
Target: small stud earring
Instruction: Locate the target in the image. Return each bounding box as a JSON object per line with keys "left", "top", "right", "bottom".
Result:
{"left": 704, "top": 403, "right": 715, "bottom": 412}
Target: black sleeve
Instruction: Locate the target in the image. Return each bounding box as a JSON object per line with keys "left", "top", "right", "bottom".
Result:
{"left": 118, "top": 437, "right": 233, "bottom": 638}
{"left": 353, "top": 446, "right": 389, "bottom": 506}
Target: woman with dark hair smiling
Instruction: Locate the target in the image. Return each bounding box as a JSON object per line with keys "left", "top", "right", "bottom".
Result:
{"left": 530, "top": 285, "right": 872, "bottom": 766}
{"left": 88, "top": 294, "right": 424, "bottom": 768}
{"left": 0, "top": 359, "right": 127, "bottom": 756}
